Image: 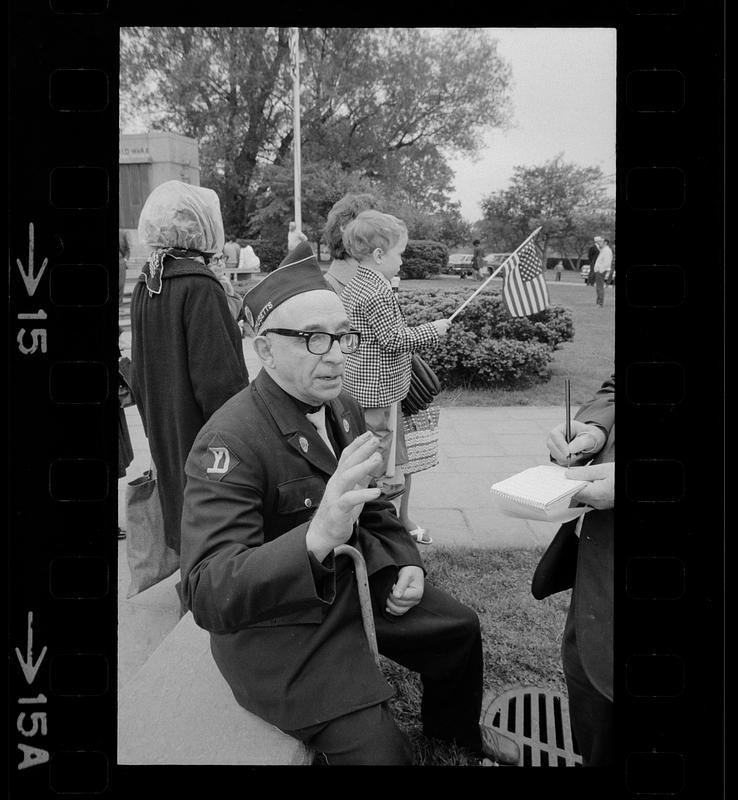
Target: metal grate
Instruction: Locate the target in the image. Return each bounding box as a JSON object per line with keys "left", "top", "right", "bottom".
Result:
{"left": 481, "top": 686, "right": 582, "bottom": 767}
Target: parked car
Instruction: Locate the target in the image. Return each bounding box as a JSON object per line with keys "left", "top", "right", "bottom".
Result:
{"left": 483, "top": 253, "right": 512, "bottom": 272}
{"left": 445, "top": 253, "right": 475, "bottom": 276}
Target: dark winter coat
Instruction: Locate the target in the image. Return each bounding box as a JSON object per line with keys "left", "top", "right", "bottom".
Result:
{"left": 130, "top": 257, "right": 249, "bottom": 552}
{"left": 531, "top": 374, "right": 614, "bottom": 701}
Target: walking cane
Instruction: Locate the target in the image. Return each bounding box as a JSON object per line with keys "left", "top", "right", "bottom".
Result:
{"left": 334, "top": 543, "right": 380, "bottom": 668}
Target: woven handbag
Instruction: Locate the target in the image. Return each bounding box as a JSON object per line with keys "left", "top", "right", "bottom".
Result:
{"left": 401, "top": 354, "right": 441, "bottom": 415}
{"left": 401, "top": 405, "right": 441, "bottom": 475}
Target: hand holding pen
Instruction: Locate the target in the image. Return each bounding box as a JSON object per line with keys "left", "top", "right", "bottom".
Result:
{"left": 547, "top": 421, "right": 607, "bottom": 467}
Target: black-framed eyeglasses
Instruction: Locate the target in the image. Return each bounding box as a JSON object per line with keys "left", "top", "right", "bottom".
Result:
{"left": 260, "top": 328, "right": 361, "bottom": 355}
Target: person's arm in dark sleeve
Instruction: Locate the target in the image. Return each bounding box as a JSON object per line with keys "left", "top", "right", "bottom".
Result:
{"left": 575, "top": 373, "right": 615, "bottom": 436}
{"left": 357, "top": 500, "right": 425, "bottom": 576}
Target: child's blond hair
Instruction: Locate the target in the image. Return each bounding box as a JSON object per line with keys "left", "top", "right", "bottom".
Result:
{"left": 341, "top": 210, "right": 408, "bottom": 261}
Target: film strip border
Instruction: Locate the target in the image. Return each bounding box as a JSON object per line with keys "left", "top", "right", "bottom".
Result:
{"left": 9, "top": 1, "right": 119, "bottom": 794}
{"left": 8, "top": 2, "right": 724, "bottom": 795}
{"left": 617, "top": 1, "right": 724, "bottom": 797}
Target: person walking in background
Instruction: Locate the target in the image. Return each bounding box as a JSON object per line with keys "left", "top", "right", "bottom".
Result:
{"left": 554, "top": 261, "right": 564, "bottom": 281}
{"left": 593, "top": 237, "right": 613, "bottom": 307}
{"left": 604, "top": 239, "right": 616, "bottom": 285}
{"left": 340, "top": 210, "right": 451, "bottom": 500}
{"left": 287, "top": 220, "right": 308, "bottom": 251}
{"left": 532, "top": 374, "right": 615, "bottom": 766}
{"left": 238, "top": 242, "right": 261, "bottom": 277}
{"left": 119, "top": 230, "right": 130, "bottom": 308}
{"left": 587, "top": 237, "right": 600, "bottom": 287}
{"left": 223, "top": 233, "right": 241, "bottom": 271}
{"left": 471, "top": 239, "right": 485, "bottom": 281}
{"left": 130, "top": 180, "right": 249, "bottom": 558}
{"left": 322, "top": 192, "right": 379, "bottom": 296}
{"left": 208, "top": 251, "right": 245, "bottom": 322}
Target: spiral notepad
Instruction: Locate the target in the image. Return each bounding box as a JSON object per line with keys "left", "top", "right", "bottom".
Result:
{"left": 490, "top": 465, "right": 589, "bottom": 521}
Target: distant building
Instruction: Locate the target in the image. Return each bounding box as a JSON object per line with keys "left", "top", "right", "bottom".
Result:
{"left": 119, "top": 132, "right": 200, "bottom": 257}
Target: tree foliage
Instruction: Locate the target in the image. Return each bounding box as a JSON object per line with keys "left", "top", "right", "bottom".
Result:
{"left": 120, "top": 27, "right": 513, "bottom": 234}
{"left": 476, "top": 154, "right": 615, "bottom": 265}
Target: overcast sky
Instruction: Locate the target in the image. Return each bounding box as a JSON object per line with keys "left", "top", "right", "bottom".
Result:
{"left": 447, "top": 27, "right": 617, "bottom": 222}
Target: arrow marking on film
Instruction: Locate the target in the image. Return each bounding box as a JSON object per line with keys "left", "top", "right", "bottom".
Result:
{"left": 16, "top": 223, "right": 49, "bottom": 298}
{"left": 15, "top": 612, "right": 47, "bottom": 685}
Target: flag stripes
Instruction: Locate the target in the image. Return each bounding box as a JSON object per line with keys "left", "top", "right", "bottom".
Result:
{"left": 501, "top": 240, "right": 550, "bottom": 317}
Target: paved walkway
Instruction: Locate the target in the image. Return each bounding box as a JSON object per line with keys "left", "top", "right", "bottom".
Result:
{"left": 117, "top": 334, "right": 564, "bottom": 688}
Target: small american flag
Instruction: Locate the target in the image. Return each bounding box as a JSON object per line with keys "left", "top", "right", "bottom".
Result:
{"left": 501, "top": 238, "right": 550, "bottom": 317}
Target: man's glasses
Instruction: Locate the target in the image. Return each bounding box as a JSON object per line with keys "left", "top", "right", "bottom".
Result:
{"left": 260, "top": 328, "right": 361, "bottom": 355}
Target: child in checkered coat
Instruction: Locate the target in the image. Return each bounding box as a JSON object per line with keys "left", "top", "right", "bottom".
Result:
{"left": 341, "top": 210, "right": 451, "bottom": 498}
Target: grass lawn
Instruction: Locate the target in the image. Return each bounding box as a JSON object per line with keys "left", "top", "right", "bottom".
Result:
{"left": 399, "top": 273, "right": 615, "bottom": 407}
{"left": 314, "top": 546, "right": 571, "bottom": 767}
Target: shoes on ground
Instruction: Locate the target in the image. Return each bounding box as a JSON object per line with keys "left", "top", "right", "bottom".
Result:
{"left": 479, "top": 724, "right": 520, "bottom": 766}
{"left": 409, "top": 527, "right": 432, "bottom": 545}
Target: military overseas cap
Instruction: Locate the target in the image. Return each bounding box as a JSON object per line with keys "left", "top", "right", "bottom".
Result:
{"left": 243, "top": 241, "right": 331, "bottom": 332}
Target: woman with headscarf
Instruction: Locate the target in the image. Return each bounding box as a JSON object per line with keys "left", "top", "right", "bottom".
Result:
{"left": 130, "top": 180, "right": 249, "bottom": 555}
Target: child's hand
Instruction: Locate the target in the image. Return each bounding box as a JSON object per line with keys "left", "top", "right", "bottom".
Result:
{"left": 432, "top": 318, "right": 451, "bottom": 337}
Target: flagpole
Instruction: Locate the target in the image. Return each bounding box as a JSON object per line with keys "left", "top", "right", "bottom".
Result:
{"left": 291, "top": 28, "right": 302, "bottom": 232}
{"left": 448, "top": 227, "right": 542, "bottom": 322}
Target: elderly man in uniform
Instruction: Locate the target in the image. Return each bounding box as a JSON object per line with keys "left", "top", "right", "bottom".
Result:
{"left": 179, "top": 242, "right": 520, "bottom": 766}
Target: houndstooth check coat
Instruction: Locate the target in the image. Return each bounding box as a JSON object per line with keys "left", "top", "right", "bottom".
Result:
{"left": 341, "top": 266, "right": 439, "bottom": 408}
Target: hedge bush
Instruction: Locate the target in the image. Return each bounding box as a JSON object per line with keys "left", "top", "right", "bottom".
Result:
{"left": 400, "top": 287, "right": 574, "bottom": 388}
{"left": 399, "top": 240, "right": 448, "bottom": 280}
{"left": 236, "top": 239, "right": 286, "bottom": 273}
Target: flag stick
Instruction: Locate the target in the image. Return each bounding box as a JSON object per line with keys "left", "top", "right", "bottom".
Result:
{"left": 448, "top": 227, "right": 542, "bottom": 322}
{"left": 291, "top": 28, "right": 302, "bottom": 231}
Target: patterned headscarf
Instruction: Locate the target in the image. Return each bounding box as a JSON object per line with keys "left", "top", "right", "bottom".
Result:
{"left": 137, "top": 180, "right": 225, "bottom": 295}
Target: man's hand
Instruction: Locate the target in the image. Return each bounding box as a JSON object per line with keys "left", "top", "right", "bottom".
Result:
{"left": 547, "top": 421, "right": 606, "bottom": 466}
{"left": 566, "top": 462, "right": 614, "bottom": 510}
{"left": 385, "top": 566, "right": 425, "bottom": 616}
{"left": 306, "top": 431, "right": 382, "bottom": 561}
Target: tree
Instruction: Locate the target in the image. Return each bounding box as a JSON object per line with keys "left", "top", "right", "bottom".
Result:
{"left": 477, "top": 154, "right": 614, "bottom": 264}
{"left": 246, "top": 159, "right": 379, "bottom": 242}
{"left": 120, "top": 27, "right": 513, "bottom": 233}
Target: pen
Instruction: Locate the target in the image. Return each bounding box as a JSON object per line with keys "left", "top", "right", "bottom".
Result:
{"left": 565, "top": 378, "right": 572, "bottom": 468}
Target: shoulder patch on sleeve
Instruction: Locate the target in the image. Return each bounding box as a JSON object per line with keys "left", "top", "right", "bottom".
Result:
{"left": 203, "top": 433, "right": 241, "bottom": 481}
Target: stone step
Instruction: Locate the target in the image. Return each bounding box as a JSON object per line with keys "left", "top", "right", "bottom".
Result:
{"left": 118, "top": 608, "right": 311, "bottom": 765}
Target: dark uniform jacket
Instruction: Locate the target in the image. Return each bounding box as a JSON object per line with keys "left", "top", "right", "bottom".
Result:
{"left": 532, "top": 374, "right": 614, "bottom": 701}
{"left": 130, "top": 257, "right": 249, "bottom": 552}
{"left": 180, "top": 369, "right": 424, "bottom": 731}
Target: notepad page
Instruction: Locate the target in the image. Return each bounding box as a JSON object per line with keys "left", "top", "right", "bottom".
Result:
{"left": 490, "top": 465, "right": 588, "bottom": 510}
